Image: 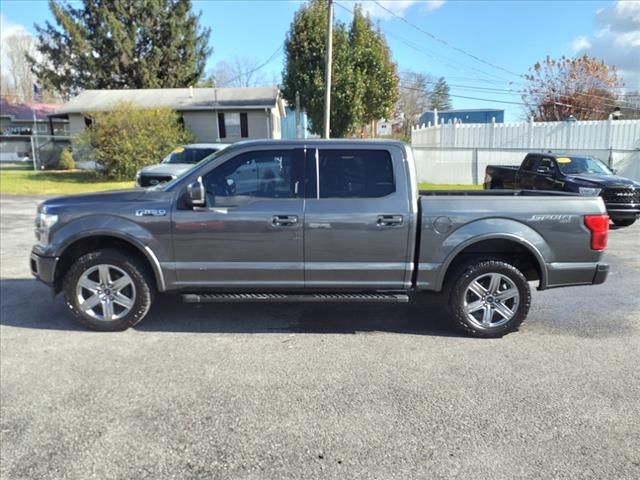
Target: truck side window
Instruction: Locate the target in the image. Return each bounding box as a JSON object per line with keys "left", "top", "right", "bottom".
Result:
{"left": 521, "top": 156, "right": 536, "bottom": 171}
{"left": 317, "top": 150, "right": 395, "bottom": 198}
{"left": 202, "top": 150, "right": 293, "bottom": 207}
{"left": 538, "top": 157, "right": 556, "bottom": 173}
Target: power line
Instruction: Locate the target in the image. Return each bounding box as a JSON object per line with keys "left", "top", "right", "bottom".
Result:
{"left": 371, "top": 0, "right": 523, "bottom": 79}
{"left": 215, "top": 45, "right": 282, "bottom": 87}
{"left": 399, "top": 82, "right": 610, "bottom": 115}
{"left": 334, "top": 1, "right": 516, "bottom": 85}
{"left": 371, "top": 1, "right": 635, "bottom": 110}
{"left": 397, "top": 73, "right": 640, "bottom": 111}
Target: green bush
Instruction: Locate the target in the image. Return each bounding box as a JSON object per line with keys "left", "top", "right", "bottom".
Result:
{"left": 77, "top": 103, "right": 194, "bottom": 180}
{"left": 57, "top": 148, "right": 76, "bottom": 170}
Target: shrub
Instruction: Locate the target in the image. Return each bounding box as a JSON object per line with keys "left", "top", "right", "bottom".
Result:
{"left": 57, "top": 148, "right": 76, "bottom": 170}
{"left": 77, "top": 103, "right": 194, "bottom": 180}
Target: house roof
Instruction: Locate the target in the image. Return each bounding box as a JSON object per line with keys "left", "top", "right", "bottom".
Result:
{"left": 55, "top": 87, "right": 283, "bottom": 115}
{"left": 0, "top": 98, "right": 63, "bottom": 121}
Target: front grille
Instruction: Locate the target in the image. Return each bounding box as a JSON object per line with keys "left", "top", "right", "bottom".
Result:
{"left": 602, "top": 187, "right": 640, "bottom": 204}
{"left": 138, "top": 175, "right": 173, "bottom": 187}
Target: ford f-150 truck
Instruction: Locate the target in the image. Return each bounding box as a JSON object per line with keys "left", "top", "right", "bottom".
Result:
{"left": 484, "top": 152, "right": 640, "bottom": 227}
{"left": 31, "top": 140, "right": 610, "bottom": 337}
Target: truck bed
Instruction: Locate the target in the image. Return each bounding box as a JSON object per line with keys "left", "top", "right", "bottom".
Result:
{"left": 419, "top": 189, "right": 577, "bottom": 197}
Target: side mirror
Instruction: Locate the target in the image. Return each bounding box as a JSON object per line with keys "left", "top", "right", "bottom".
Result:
{"left": 612, "top": 168, "right": 618, "bottom": 175}
{"left": 187, "top": 176, "right": 206, "bottom": 207}
{"left": 537, "top": 166, "right": 551, "bottom": 174}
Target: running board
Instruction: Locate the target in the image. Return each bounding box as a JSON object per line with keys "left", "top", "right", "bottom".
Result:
{"left": 182, "top": 292, "right": 409, "bottom": 304}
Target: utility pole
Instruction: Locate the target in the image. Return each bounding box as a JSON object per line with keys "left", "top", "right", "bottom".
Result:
{"left": 323, "top": 0, "right": 333, "bottom": 139}
{"left": 295, "top": 90, "right": 302, "bottom": 139}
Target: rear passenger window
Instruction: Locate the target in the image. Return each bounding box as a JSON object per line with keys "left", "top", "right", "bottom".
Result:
{"left": 521, "top": 156, "right": 536, "bottom": 171}
{"left": 318, "top": 150, "right": 395, "bottom": 198}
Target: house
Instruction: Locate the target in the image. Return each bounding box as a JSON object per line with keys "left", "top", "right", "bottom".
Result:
{"left": 419, "top": 109, "right": 505, "bottom": 125}
{"left": 53, "top": 87, "right": 286, "bottom": 142}
{"left": 0, "top": 98, "right": 69, "bottom": 136}
{"left": 0, "top": 98, "right": 70, "bottom": 163}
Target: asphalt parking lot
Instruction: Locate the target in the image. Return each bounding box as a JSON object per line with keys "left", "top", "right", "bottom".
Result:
{"left": 1, "top": 194, "right": 639, "bottom": 480}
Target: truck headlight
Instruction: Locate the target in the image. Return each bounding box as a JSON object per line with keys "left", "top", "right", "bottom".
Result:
{"left": 578, "top": 187, "right": 601, "bottom": 196}
{"left": 35, "top": 213, "right": 58, "bottom": 245}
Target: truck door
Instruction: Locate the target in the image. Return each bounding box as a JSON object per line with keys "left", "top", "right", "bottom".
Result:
{"left": 533, "top": 156, "right": 561, "bottom": 190}
{"left": 303, "top": 146, "right": 412, "bottom": 290}
{"left": 171, "top": 147, "right": 305, "bottom": 288}
{"left": 516, "top": 154, "right": 538, "bottom": 189}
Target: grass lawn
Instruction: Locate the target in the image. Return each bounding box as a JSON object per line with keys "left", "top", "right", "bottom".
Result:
{"left": 419, "top": 183, "right": 482, "bottom": 190}
{"left": 0, "top": 166, "right": 479, "bottom": 197}
{"left": 0, "top": 167, "right": 133, "bottom": 196}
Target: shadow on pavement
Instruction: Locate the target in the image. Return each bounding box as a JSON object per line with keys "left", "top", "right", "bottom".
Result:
{"left": 0, "top": 279, "right": 462, "bottom": 337}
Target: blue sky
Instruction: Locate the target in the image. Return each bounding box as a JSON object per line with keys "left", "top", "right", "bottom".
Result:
{"left": 2, "top": 0, "right": 638, "bottom": 121}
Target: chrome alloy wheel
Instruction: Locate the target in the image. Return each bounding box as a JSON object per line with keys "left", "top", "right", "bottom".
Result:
{"left": 76, "top": 264, "right": 136, "bottom": 321}
{"left": 463, "top": 272, "right": 520, "bottom": 329}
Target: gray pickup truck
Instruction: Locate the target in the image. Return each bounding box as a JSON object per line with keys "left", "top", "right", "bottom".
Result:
{"left": 31, "top": 140, "right": 610, "bottom": 337}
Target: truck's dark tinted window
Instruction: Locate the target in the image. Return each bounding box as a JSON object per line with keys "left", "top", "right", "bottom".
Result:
{"left": 318, "top": 150, "right": 395, "bottom": 198}
{"left": 521, "top": 156, "right": 537, "bottom": 171}
{"left": 202, "top": 150, "right": 293, "bottom": 207}
{"left": 538, "top": 157, "right": 556, "bottom": 172}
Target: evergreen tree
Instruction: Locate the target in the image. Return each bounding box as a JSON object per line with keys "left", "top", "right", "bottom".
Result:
{"left": 282, "top": 0, "right": 354, "bottom": 136}
{"left": 349, "top": 5, "right": 398, "bottom": 129}
{"left": 429, "top": 77, "right": 452, "bottom": 111}
{"left": 28, "top": 0, "right": 212, "bottom": 98}
{"left": 282, "top": 0, "right": 398, "bottom": 137}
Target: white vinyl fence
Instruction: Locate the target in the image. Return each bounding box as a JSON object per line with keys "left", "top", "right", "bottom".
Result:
{"left": 412, "top": 147, "right": 640, "bottom": 185}
{"left": 411, "top": 117, "right": 640, "bottom": 185}
{"left": 412, "top": 118, "right": 640, "bottom": 150}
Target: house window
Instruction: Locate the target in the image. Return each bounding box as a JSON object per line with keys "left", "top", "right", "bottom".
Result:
{"left": 218, "top": 112, "right": 249, "bottom": 139}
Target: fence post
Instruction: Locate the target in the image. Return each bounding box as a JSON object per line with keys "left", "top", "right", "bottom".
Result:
{"left": 472, "top": 148, "right": 479, "bottom": 185}
{"left": 528, "top": 116, "right": 534, "bottom": 149}
{"left": 30, "top": 135, "right": 37, "bottom": 171}
{"left": 489, "top": 117, "right": 496, "bottom": 148}
{"left": 605, "top": 114, "right": 613, "bottom": 150}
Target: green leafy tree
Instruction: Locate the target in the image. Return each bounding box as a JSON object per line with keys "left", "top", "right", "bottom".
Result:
{"left": 282, "top": 0, "right": 353, "bottom": 136}
{"left": 57, "top": 148, "right": 76, "bottom": 170}
{"left": 429, "top": 77, "right": 451, "bottom": 111}
{"left": 282, "top": 0, "right": 398, "bottom": 137}
{"left": 28, "top": 0, "right": 212, "bottom": 98}
{"left": 348, "top": 5, "right": 398, "bottom": 130}
{"left": 77, "top": 104, "right": 193, "bottom": 179}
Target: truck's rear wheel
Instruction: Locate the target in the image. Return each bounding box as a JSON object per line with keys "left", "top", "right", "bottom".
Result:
{"left": 63, "top": 249, "right": 154, "bottom": 331}
{"left": 447, "top": 259, "right": 531, "bottom": 338}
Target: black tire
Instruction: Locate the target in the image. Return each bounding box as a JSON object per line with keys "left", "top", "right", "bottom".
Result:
{"left": 446, "top": 259, "right": 531, "bottom": 338}
{"left": 63, "top": 249, "right": 155, "bottom": 331}
{"left": 612, "top": 218, "right": 636, "bottom": 227}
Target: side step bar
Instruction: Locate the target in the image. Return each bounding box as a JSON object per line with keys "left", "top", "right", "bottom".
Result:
{"left": 182, "top": 292, "right": 409, "bottom": 304}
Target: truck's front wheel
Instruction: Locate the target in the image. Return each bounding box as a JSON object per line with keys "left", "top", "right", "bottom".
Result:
{"left": 447, "top": 259, "right": 531, "bottom": 338}
{"left": 63, "top": 249, "right": 154, "bottom": 331}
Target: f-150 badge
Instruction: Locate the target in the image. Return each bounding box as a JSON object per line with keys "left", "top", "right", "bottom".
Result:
{"left": 136, "top": 208, "right": 167, "bottom": 217}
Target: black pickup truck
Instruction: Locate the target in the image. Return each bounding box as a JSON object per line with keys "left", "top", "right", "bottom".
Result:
{"left": 484, "top": 152, "right": 640, "bottom": 227}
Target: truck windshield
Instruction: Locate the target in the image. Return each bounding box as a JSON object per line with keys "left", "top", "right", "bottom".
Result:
{"left": 162, "top": 147, "right": 219, "bottom": 165}
{"left": 161, "top": 148, "right": 228, "bottom": 191}
{"left": 557, "top": 156, "right": 612, "bottom": 175}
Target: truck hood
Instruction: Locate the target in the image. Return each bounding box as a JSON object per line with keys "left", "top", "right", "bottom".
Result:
{"left": 138, "top": 163, "right": 192, "bottom": 177}
{"left": 565, "top": 174, "right": 640, "bottom": 188}
{"left": 39, "top": 189, "right": 168, "bottom": 214}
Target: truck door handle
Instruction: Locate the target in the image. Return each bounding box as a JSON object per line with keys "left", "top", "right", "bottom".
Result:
{"left": 377, "top": 215, "right": 403, "bottom": 227}
{"left": 272, "top": 215, "right": 299, "bottom": 227}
